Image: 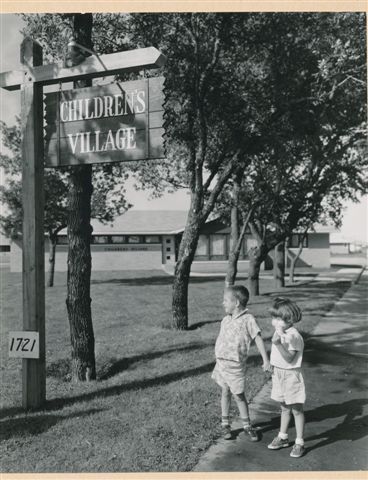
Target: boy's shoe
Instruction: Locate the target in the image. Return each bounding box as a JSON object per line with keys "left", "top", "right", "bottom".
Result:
{"left": 290, "top": 443, "right": 305, "bottom": 458}
{"left": 243, "top": 425, "right": 259, "bottom": 442}
{"left": 222, "top": 425, "right": 232, "bottom": 440}
{"left": 267, "top": 436, "right": 290, "bottom": 449}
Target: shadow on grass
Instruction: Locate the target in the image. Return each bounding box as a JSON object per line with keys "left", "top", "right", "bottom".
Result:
{"left": 188, "top": 319, "right": 221, "bottom": 330}
{"left": 259, "top": 280, "right": 351, "bottom": 299}
{"left": 98, "top": 343, "right": 213, "bottom": 380}
{"left": 46, "top": 343, "right": 214, "bottom": 382}
{"left": 91, "top": 275, "right": 226, "bottom": 287}
{"left": 45, "top": 361, "right": 216, "bottom": 413}
{"left": 0, "top": 407, "right": 104, "bottom": 440}
{"left": 0, "top": 361, "right": 217, "bottom": 420}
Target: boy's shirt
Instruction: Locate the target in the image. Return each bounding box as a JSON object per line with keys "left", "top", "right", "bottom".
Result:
{"left": 215, "top": 309, "right": 261, "bottom": 364}
{"left": 270, "top": 326, "right": 304, "bottom": 369}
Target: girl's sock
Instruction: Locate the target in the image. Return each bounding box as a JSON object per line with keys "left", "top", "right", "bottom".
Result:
{"left": 295, "top": 437, "right": 304, "bottom": 446}
{"left": 278, "top": 432, "right": 288, "bottom": 440}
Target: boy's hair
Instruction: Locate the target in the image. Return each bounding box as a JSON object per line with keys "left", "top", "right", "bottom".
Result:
{"left": 269, "top": 297, "right": 302, "bottom": 324}
{"left": 225, "top": 285, "right": 249, "bottom": 308}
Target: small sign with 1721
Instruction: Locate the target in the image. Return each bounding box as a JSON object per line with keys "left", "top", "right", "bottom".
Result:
{"left": 9, "top": 331, "right": 39, "bottom": 359}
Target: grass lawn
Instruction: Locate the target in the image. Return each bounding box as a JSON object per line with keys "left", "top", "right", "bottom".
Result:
{"left": 0, "top": 268, "right": 353, "bottom": 472}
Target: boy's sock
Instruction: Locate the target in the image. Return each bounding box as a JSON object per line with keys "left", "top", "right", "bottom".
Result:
{"left": 295, "top": 438, "right": 304, "bottom": 446}
{"left": 221, "top": 416, "right": 230, "bottom": 426}
{"left": 278, "top": 432, "right": 288, "bottom": 440}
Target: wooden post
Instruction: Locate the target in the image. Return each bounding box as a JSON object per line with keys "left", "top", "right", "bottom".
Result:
{"left": 20, "top": 37, "right": 45, "bottom": 408}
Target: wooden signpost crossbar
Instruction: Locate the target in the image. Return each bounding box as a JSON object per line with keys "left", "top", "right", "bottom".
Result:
{"left": 0, "top": 46, "right": 166, "bottom": 90}
{"left": 1, "top": 37, "right": 166, "bottom": 409}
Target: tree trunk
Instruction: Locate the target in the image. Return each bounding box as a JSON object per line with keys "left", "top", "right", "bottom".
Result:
{"left": 288, "top": 240, "right": 304, "bottom": 283}
{"left": 289, "top": 253, "right": 297, "bottom": 283}
{"left": 274, "top": 241, "right": 285, "bottom": 288}
{"left": 47, "top": 235, "right": 57, "bottom": 288}
{"left": 172, "top": 210, "right": 202, "bottom": 330}
{"left": 248, "top": 245, "right": 268, "bottom": 296}
{"left": 66, "top": 13, "right": 96, "bottom": 382}
{"left": 226, "top": 204, "right": 239, "bottom": 286}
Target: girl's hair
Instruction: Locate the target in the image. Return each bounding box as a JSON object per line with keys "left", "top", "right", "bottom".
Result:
{"left": 225, "top": 285, "right": 249, "bottom": 308}
{"left": 269, "top": 297, "right": 302, "bottom": 324}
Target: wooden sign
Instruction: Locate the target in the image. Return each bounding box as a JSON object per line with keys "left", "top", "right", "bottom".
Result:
{"left": 44, "top": 77, "right": 165, "bottom": 166}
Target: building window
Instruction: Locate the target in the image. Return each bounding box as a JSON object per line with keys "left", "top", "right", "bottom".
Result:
{"left": 57, "top": 235, "right": 68, "bottom": 244}
{"left": 127, "top": 235, "right": 142, "bottom": 243}
{"left": 93, "top": 235, "right": 109, "bottom": 244}
{"left": 166, "top": 239, "right": 171, "bottom": 243}
{"left": 195, "top": 235, "right": 209, "bottom": 256}
{"left": 166, "top": 247, "right": 171, "bottom": 252}
{"left": 166, "top": 255, "right": 171, "bottom": 260}
{"left": 111, "top": 235, "right": 126, "bottom": 243}
{"left": 210, "top": 235, "right": 226, "bottom": 256}
{"left": 0, "top": 245, "right": 10, "bottom": 252}
{"left": 145, "top": 235, "right": 161, "bottom": 244}
{"left": 288, "top": 234, "right": 308, "bottom": 248}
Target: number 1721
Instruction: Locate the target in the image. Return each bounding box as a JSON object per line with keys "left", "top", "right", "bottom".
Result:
{"left": 9, "top": 337, "right": 36, "bottom": 352}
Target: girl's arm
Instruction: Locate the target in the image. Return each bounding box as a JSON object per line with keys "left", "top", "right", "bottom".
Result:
{"left": 272, "top": 334, "right": 297, "bottom": 363}
{"left": 254, "top": 334, "right": 271, "bottom": 371}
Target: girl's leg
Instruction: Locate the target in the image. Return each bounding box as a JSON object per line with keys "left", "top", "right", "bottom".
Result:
{"left": 280, "top": 402, "right": 292, "bottom": 435}
{"left": 291, "top": 403, "right": 305, "bottom": 444}
{"left": 267, "top": 402, "right": 291, "bottom": 449}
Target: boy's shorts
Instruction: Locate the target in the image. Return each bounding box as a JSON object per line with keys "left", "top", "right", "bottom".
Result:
{"left": 212, "top": 359, "right": 246, "bottom": 395}
{"left": 271, "top": 366, "right": 306, "bottom": 405}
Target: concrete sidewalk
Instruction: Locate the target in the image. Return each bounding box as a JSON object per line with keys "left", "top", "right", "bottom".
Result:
{"left": 194, "top": 268, "right": 368, "bottom": 472}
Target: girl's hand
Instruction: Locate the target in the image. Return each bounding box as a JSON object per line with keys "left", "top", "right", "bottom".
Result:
{"left": 272, "top": 333, "right": 281, "bottom": 344}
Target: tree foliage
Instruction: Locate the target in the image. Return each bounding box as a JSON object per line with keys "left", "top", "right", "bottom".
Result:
{"left": 214, "top": 13, "right": 367, "bottom": 294}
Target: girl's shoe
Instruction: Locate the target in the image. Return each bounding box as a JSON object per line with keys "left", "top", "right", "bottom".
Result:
{"left": 290, "top": 443, "right": 305, "bottom": 458}
{"left": 244, "top": 425, "right": 259, "bottom": 442}
{"left": 222, "top": 424, "right": 232, "bottom": 440}
{"left": 267, "top": 436, "right": 290, "bottom": 449}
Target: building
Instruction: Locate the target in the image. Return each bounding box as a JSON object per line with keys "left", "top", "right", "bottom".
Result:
{"left": 10, "top": 211, "right": 333, "bottom": 272}
{"left": 330, "top": 233, "right": 365, "bottom": 255}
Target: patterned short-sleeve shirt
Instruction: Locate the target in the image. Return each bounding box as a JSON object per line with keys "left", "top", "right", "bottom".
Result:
{"left": 214, "top": 309, "right": 261, "bottom": 364}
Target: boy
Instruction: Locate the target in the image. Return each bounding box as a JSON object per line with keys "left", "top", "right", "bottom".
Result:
{"left": 267, "top": 297, "right": 306, "bottom": 458}
{"left": 212, "top": 285, "right": 270, "bottom": 441}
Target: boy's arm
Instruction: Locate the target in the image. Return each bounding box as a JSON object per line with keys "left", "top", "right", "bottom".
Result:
{"left": 272, "top": 334, "right": 297, "bottom": 363}
{"left": 254, "top": 334, "right": 271, "bottom": 371}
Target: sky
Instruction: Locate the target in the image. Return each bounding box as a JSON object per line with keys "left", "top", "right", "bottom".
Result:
{"left": 0, "top": 13, "right": 366, "bottom": 243}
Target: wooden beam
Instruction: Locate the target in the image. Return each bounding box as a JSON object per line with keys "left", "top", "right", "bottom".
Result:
{"left": 1, "top": 47, "right": 166, "bottom": 91}
{"left": 21, "top": 37, "right": 46, "bottom": 409}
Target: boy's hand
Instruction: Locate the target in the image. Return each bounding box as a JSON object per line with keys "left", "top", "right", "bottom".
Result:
{"left": 262, "top": 360, "right": 271, "bottom": 372}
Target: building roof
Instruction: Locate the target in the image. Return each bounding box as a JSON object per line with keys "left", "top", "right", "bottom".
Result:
{"left": 60, "top": 210, "right": 189, "bottom": 235}
{"left": 58, "top": 212, "right": 336, "bottom": 237}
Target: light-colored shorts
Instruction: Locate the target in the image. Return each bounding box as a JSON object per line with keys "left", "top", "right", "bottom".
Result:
{"left": 271, "top": 366, "right": 306, "bottom": 405}
{"left": 212, "top": 358, "right": 246, "bottom": 395}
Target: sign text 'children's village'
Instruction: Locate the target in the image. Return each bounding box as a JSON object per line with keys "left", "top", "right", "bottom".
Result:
{"left": 44, "top": 76, "right": 165, "bottom": 167}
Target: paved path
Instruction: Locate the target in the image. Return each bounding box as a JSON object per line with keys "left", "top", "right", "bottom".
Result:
{"left": 194, "top": 268, "right": 368, "bottom": 472}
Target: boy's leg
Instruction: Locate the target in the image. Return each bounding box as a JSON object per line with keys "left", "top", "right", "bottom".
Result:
{"left": 221, "top": 386, "right": 232, "bottom": 439}
{"left": 290, "top": 403, "right": 305, "bottom": 458}
{"left": 268, "top": 403, "right": 291, "bottom": 449}
{"left": 233, "top": 392, "right": 259, "bottom": 442}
